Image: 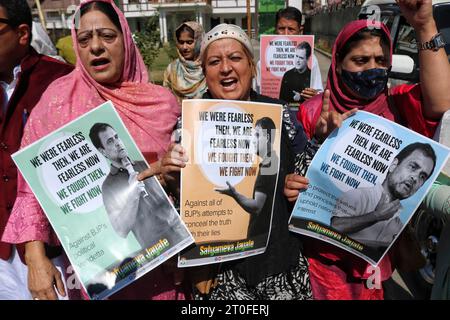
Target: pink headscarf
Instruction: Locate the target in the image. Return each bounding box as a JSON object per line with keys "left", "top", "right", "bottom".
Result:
{"left": 299, "top": 20, "right": 393, "bottom": 139}
{"left": 23, "top": 0, "right": 180, "bottom": 161}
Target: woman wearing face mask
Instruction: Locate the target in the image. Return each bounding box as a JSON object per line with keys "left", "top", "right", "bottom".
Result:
{"left": 2, "top": 0, "right": 186, "bottom": 300}
{"left": 163, "top": 21, "right": 207, "bottom": 103}
{"left": 284, "top": 0, "right": 450, "bottom": 300}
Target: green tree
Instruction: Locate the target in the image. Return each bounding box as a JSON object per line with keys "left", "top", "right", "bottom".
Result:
{"left": 133, "top": 15, "right": 161, "bottom": 69}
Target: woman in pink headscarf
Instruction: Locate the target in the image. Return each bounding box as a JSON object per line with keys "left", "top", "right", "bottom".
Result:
{"left": 2, "top": 0, "right": 185, "bottom": 300}
{"left": 284, "top": 0, "right": 450, "bottom": 299}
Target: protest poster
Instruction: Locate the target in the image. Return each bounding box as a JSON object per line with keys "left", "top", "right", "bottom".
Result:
{"left": 12, "top": 101, "right": 194, "bottom": 300}
{"left": 433, "top": 110, "right": 450, "bottom": 175}
{"left": 260, "top": 34, "right": 314, "bottom": 104}
{"left": 178, "top": 99, "right": 282, "bottom": 267}
{"left": 289, "top": 111, "right": 450, "bottom": 265}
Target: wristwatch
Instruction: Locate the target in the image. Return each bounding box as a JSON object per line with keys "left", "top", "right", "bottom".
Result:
{"left": 418, "top": 33, "right": 446, "bottom": 51}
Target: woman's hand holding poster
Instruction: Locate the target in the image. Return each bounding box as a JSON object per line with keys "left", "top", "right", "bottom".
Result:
{"left": 260, "top": 35, "right": 314, "bottom": 104}
{"left": 289, "top": 111, "right": 450, "bottom": 265}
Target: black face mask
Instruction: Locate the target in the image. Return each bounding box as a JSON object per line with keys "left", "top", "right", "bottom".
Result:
{"left": 340, "top": 68, "right": 389, "bottom": 99}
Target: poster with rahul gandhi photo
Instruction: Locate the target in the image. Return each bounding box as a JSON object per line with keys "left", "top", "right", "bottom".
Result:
{"left": 12, "top": 101, "right": 193, "bottom": 299}
{"left": 289, "top": 111, "right": 450, "bottom": 266}
{"left": 178, "top": 99, "right": 282, "bottom": 267}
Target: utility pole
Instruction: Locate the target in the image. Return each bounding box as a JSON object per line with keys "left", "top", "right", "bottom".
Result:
{"left": 246, "top": 0, "right": 252, "bottom": 39}
{"left": 35, "top": 0, "right": 47, "bottom": 31}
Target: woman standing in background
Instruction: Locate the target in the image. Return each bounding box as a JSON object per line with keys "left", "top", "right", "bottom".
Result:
{"left": 164, "top": 21, "right": 207, "bottom": 103}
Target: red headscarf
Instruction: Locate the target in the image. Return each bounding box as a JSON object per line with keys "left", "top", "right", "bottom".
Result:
{"left": 21, "top": 0, "right": 181, "bottom": 161}
{"left": 299, "top": 20, "right": 393, "bottom": 139}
